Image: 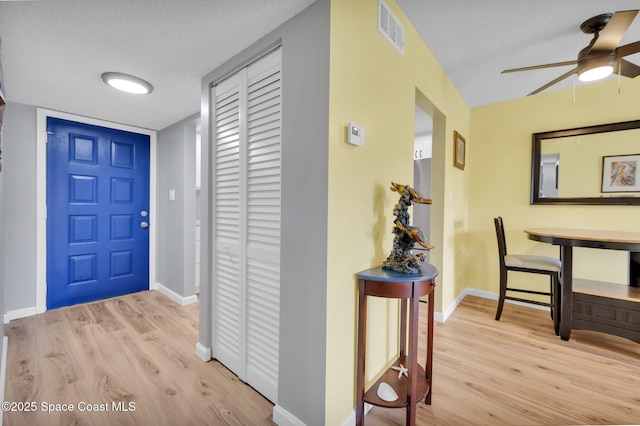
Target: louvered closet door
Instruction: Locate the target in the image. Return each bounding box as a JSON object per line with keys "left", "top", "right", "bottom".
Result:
{"left": 212, "top": 73, "right": 244, "bottom": 376}
{"left": 244, "top": 50, "right": 281, "bottom": 404}
{"left": 211, "top": 47, "right": 281, "bottom": 404}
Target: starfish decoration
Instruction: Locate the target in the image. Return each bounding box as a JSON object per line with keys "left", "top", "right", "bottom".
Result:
{"left": 390, "top": 364, "right": 409, "bottom": 379}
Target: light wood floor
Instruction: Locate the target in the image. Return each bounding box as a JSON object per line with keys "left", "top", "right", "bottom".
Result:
{"left": 4, "top": 292, "right": 640, "bottom": 425}
{"left": 3, "top": 291, "right": 276, "bottom": 425}
{"left": 367, "top": 296, "right": 640, "bottom": 425}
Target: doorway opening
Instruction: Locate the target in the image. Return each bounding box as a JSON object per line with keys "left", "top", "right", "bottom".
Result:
{"left": 195, "top": 119, "right": 201, "bottom": 294}
{"left": 413, "top": 105, "right": 433, "bottom": 263}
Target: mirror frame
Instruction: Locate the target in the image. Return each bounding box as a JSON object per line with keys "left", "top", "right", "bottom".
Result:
{"left": 531, "top": 119, "right": 640, "bottom": 205}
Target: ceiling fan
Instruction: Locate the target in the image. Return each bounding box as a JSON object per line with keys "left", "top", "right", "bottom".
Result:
{"left": 502, "top": 9, "right": 640, "bottom": 95}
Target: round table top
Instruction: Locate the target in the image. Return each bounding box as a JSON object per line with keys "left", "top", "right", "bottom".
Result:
{"left": 357, "top": 264, "right": 439, "bottom": 282}
{"left": 525, "top": 228, "right": 640, "bottom": 243}
{"left": 525, "top": 228, "right": 640, "bottom": 251}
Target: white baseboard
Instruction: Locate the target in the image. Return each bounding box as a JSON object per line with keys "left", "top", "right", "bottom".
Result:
{"left": 452, "top": 287, "right": 550, "bottom": 313}
{"left": 339, "top": 403, "right": 373, "bottom": 426}
{"left": 4, "top": 306, "right": 37, "bottom": 324}
{"left": 155, "top": 282, "right": 198, "bottom": 306}
{"left": 273, "top": 405, "right": 307, "bottom": 426}
{"left": 1, "top": 335, "right": 7, "bottom": 425}
{"left": 435, "top": 286, "right": 474, "bottom": 323}
{"left": 195, "top": 342, "right": 212, "bottom": 362}
{"left": 463, "top": 287, "right": 498, "bottom": 301}
{"left": 4, "top": 283, "right": 197, "bottom": 324}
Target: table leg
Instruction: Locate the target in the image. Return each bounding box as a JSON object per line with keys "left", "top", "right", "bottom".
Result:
{"left": 406, "top": 284, "right": 419, "bottom": 426}
{"left": 630, "top": 252, "right": 640, "bottom": 287}
{"left": 400, "top": 298, "right": 407, "bottom": 357}
{"left": 560, "top": 245, "right": 573, "bottom": 341}
{"left": 425, "top": 282, "right": 434, "bottom": 405}
{"left": 356, "top": 280, "right": 367, "bottom": 426}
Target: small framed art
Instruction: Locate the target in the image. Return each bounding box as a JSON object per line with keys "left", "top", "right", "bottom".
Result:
{"left": 602, "top": 154, "right": 640, "bottom": 193}
{"left": 453, "top": 130, "right": 466, "bottom": 170}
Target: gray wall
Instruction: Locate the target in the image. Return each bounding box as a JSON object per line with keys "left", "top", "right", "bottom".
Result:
{"left": 199, "top": 0, "right": 329, "bottom": 423}
{"left": 2, "top": 101, "right": 198, "bottom": 313}
{"left": 0, "top": 105, "right": 5, "bottom": 359}
{"left": 157, "top": 114, "right": 198, "bottom": 298}
{"left": 2, "top": 102, "right": 37, "bottom": 313}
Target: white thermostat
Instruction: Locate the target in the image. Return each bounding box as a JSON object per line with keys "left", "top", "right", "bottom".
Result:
{"left": 347, "top": 122, "right": 365, "bottom": 146}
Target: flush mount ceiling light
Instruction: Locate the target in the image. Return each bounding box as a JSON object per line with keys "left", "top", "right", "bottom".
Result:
{"left": 101, "top": 72, "right": 153, "bottom": 95}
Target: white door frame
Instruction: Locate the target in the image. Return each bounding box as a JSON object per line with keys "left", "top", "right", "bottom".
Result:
{"left": 35, "top": 108, "right": 157, "bottom": 313}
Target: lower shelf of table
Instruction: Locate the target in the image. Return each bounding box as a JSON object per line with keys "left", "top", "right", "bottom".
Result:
{"left": 573, "top": 279, "right": 640, "bottom": 343}
{"left": 363, "top": 356, "right": 430, "bottom": 409}
{"left": 573, "top": 279, "right": 640, "bottom": 301}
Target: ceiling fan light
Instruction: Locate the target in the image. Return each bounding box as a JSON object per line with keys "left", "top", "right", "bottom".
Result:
{"left": 101, "top": 72, "right": 153, "bottom": 95}
{"left": 578, "top": 65, "right": 614, "bottom": 82}
{"left": 577, "top": 54, "right": 616, "bottom": 82}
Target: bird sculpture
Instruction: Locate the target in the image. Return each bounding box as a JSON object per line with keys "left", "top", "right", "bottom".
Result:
{"left": 382, "top": 182, "right": 434, "bottom": 273}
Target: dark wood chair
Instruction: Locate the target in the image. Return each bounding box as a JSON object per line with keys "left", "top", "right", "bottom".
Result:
{"left": 494, "top": 217, "right": 561, "bottom": 335}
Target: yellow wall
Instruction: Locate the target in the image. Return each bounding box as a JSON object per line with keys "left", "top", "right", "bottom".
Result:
{"left": 468, "top": 78, "right": 640, "bottom": 295}
{"left": 323, "top": 1, "right": 640, "bottom": 422}
{"left": 325, "top": 0, "right": 469, "bottom": 423}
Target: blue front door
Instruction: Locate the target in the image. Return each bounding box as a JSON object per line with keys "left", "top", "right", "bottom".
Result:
{"left": 46, "top": 117, "right": 150, "bottom": 309}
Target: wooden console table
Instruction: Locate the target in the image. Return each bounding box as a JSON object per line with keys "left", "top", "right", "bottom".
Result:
{"left": 525, "top": 228, "right": 640, "bottom": 343}
{"left": 355, "top": 265, "right": 438, "bottom": 426}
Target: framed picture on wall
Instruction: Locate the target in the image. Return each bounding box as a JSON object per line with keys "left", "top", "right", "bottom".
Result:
{"left": 453, "top": 130, "right": 466, "bottom": 170}
{"left": 601, "top": 154, "right": 640, "bottom": 192}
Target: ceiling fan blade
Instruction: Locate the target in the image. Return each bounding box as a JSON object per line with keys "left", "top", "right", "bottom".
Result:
{"left": 616, "top": 40, "right": 640, "bottom": 58}
{"left": 591, "top": 10, "right": 639, "bottom": 51}
{"left": 502, "top": 60, "right": 576, "bottom": 74}
{"left": 528, "top": 68, "right": 577, "bottom": 96}
{"left": 615, "top": 59, "right": 640, "bottom": 78}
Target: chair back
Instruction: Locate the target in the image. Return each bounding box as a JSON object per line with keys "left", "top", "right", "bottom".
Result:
{"left": 494, "top": 217, "right": 508, "bottom": 267}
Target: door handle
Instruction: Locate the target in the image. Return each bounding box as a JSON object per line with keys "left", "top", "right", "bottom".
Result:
{"left": 140, "top": 221, "right": 149, "bottom": 229}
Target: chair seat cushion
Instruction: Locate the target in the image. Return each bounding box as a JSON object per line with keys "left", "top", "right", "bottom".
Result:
{"left": 505, "top": 254, "right": 561, "bottom": 272}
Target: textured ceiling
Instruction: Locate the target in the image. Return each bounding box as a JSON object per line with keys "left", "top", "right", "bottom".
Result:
{"left": 398, "top": 0, "right": 640, "bottom": 108}
{"left": 0, "top": 0, "right": 315, "bottom": 130}
{"left": 0, "top": 0, "right": 639, "bottom": 131}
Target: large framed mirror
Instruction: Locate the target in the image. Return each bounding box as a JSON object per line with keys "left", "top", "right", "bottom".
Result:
{"left": 531, "top": 119, "right": 640, "bottom": 205}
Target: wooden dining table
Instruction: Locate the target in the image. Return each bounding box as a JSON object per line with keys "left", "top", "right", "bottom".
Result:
{"left": 524, "top": 228, "right": 640, "bottom": 343}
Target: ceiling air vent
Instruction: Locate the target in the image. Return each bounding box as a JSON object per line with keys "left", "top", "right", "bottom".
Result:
{"left": 378, "top": 0, "right": 404, "bottom": 55}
